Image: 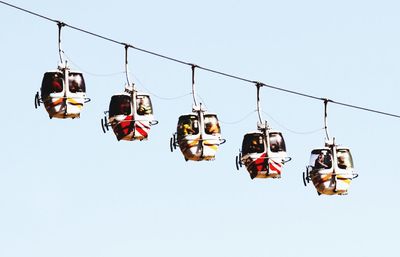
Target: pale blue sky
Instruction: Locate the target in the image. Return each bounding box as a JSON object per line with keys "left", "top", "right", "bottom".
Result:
{"left": 1, "top": 1, "right": 399, "bottom": 256}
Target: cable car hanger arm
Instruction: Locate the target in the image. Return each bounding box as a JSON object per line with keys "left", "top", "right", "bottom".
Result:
{"left": 57, "top": 21, "right": 65, "bottom": 64}
{"left": 324, "top": 98, "right": 330, "bottom": 141}
{"left": 256, "top": 82, "right": 263, "bottom": 124}
{"left": 191, "top": 64, "right": 198, "bottom": 107}
{"left": 124, "top": 44, "right": 132, "bottom": 87}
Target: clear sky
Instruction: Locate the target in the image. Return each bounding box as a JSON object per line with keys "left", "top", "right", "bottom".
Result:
{"left": 1, "top": 1, "right": 399, "bottom": 256}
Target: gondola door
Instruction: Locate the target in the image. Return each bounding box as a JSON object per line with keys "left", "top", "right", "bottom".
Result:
{"left": 107, "top": 92, "right": 134, "bottom": 141}
{"left": 133, "top": 93, "right": 156, "bottom": 141}
{"left": 266, "top": 131, "right": 288, "bottom": 177}
{"left": 66, "top": 71, "right": 87, "bottom": 118}
{"left": 201, "top": 113, "right": 223, "bottom": 160}
{"left": 307, "top": 148, "right": 334, "bottom": 195}
{"left": 240, "top": 132, "right": 268, "bottom": 179}
{"left": 176, "top": 113, "right": 201, "bottom": 161}
{"left": 333, "top": 146, "right": 356, "bottom": 194}
{"left": 39, "top": 70, "right": 65, "bottom": 118}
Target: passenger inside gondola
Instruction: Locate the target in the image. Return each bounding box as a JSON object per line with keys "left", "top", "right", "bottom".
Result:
{"left": 314, "top": 151, "right": 332, "bottom": 169}
{"left": 109, "top": 95, "right": 131, "bottom": 116}
{"left": 250, "top": 139, "right": 262, "bottom": 153}
{"left": 337, "top": 150, "right": 352, "bottom": 169}
{"left": 119, "top": 97, "right": 131, "bottom": 115}
{"left": 51, "top": 79, "right": 62, "bottom": 93}
{"left": 204, "top": 115, "right": 220, "bottom": 135}
{"left": 137, "top": 96, "right": 152, "bottom": 115}
{"left": 269, "top": 132, "right": 286, "bottom": 152}
{"left": 242, "top": 134, "right": 264, "bottom": 155}
{"left": 337, "top": 155, "right": 347, "bottom": 169}
{"left": 41, "top": 72, "right": 63, "bottom": 96}
{"left": 178, "top": 116, "right": 198, "bottom": 136}
{"left": 68, "top": 73, "right": 85, "bottom": 93}
{"left": 182, "top": 121, "right": 195, "bottom": 135}
{"left": 51, "top": 74, "right": 63, "bottom": 93}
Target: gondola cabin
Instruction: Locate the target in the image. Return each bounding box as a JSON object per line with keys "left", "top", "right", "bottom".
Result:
{"left": 36, "top": 65, "right": 88, "bottom": 119}
{"left": 171, "top": 110, "right": 225, "bottom": 161}
{"left": 304, "top": 143, "right": 357, "bottom": 195}
{"left": 239, "top": 129, "right": 288, "bottom": 179}
{"left": 106, "top": 91, "right": 156, "bottom": 141}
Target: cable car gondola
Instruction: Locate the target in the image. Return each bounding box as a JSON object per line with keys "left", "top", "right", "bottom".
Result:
{"left": 303, "top": 99, "right": 358, "bottom": 195}
{"left": 235, "top": 83, "right": 291, "bottom": 179}
{"left": 35, "top": 22, "right": 89, "bottom": 118}
{"left": 170, "top": 65, "right": 225, "bottom": 161}
{"left": 238, "top": 124, "right": 290, "bottom": 179}
{"left": 101, "top": 45, "right": 158, "bottom": 141}
{"left": 101, "top": 85, "right": 157, "bottom": 141}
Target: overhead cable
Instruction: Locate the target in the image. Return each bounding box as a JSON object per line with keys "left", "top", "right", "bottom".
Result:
{"left": 1, "top": 0, "right": 399, "bottom": 119}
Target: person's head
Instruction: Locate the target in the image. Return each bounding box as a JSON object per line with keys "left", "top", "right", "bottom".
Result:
{"left": 139, "top": 98, "right": 148, "bottom": 106}
{"left": 52, "top": 80, "right": 62, "bottom": 91}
